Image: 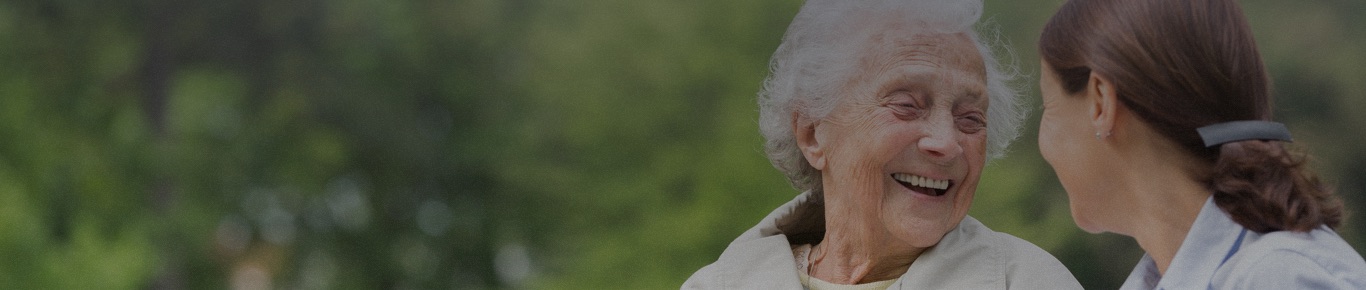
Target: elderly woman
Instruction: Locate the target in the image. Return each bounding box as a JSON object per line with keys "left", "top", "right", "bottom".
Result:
{"left": 1037, "top": 0, "right": 1366, "bottom": 288}
{"left": 683, "top": 0, "right": 1080, "bottom": 289}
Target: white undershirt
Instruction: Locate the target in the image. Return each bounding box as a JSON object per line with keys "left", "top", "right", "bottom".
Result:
{"left": 792, "top": 244, "right": 898, "bottom": 290}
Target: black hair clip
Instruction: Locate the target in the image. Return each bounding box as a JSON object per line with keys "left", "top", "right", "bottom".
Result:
{"left": 1196, "top": 120, "right": 1292, "bottom": 147}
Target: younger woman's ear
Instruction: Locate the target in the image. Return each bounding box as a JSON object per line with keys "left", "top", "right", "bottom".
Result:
{"left": 1086, "top": 72, "right": 1118, "bottom": 137}
{"left": 792, "top": 112, "right": 826, "bottom": 170}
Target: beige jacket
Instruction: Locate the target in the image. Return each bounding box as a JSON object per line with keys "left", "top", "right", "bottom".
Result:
{"left": 683, "top": 191, "right": 1082, "bottom": 289}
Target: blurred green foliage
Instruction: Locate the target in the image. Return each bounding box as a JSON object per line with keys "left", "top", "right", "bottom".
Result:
{"left": 0, "top": 0, "right": 1362, "bottom": 289}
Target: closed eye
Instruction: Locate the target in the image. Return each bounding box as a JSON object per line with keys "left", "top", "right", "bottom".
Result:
{"left": 956, "top": 115, "right": 986, "bottom": 133}
{"left": 891, "top": 102, "right": 924, "bottom": 120}
{"left": 886, "top": 90, "right": 926, "bottom": 120}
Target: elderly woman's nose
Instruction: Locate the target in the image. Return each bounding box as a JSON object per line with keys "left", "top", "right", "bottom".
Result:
{"left": 917, "top": 116, "right": 963, "bottom": 163}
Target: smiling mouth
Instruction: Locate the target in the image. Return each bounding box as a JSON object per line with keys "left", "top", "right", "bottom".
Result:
{"left": 891, "top": 173, "right": 952, "bottom": 196}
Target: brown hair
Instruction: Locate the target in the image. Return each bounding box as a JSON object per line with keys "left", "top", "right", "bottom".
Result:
{"left": 1039, "top": 0, "right": 1343, "bottom": 232}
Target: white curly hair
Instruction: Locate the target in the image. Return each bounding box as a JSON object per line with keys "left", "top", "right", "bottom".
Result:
{"left": 757, "top": 0, "right": 1024, "bottom": 195}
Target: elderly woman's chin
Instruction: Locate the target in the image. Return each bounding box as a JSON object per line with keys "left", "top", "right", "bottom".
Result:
{"left": 881, "top": 178, "right": 977, "bottom": 247}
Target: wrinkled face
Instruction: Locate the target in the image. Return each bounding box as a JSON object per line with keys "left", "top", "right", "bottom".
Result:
{"left": 1037, "top": 61, "right": 1107, "bottom": 233}
{"left": 815, "top": 31, "right": 988, "bottom": 248}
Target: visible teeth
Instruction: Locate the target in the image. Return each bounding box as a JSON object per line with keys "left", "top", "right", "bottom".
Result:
{"left": 892, "top": 173, "right": 950, "bottom": 190}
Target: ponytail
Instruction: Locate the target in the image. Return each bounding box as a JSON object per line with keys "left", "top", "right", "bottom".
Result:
{"left": 1206, "top": 140, "right": 1344, "bottom": 233}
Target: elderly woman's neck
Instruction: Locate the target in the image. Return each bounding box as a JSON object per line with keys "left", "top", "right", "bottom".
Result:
{"left": 810, "top": 220, "right": 925, "bottom": 284}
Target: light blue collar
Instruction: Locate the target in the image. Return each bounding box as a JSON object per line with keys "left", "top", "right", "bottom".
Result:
{"left": 1119, "top": 197, "right": 1250, "bottom": 290}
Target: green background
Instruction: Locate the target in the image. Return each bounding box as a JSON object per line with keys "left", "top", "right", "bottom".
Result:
{"left": 0, "top": 0, "right": 1362, "bottom": 289}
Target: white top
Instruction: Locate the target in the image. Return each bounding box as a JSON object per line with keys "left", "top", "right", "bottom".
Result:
{"left": 683, "top": 191, "right": 1082, "bottom": 289}
{"left": 1120, "top": 197, "right": 1366, "bottom": 289}
{"left": 792, "top": 244, "right": 897, "bottom": 290}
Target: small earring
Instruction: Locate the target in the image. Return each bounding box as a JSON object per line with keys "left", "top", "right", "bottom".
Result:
{"left": 1094, "top": 131, "right": 1111, "bottom": 140}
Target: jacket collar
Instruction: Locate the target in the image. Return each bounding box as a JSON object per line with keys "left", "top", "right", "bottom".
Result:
{"left": 716, "top": 191, "right": 1003, "bottom": 289}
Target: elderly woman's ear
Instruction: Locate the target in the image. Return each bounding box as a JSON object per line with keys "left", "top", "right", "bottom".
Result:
{"left": 793, "top": 111, "right": 827, "bottom": 171}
